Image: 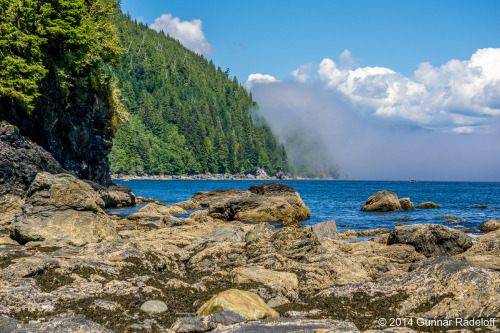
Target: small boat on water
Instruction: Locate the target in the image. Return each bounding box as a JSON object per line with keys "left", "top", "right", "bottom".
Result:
{"left": 410, "top": 179, "right": 417, "bottom": 183}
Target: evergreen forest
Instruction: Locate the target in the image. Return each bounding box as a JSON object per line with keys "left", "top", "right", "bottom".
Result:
{"left": 108, "top": 13, "right": 288, "bottom": 175}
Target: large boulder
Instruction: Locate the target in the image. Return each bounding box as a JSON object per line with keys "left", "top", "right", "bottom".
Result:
{"left": 387, "top": 224, "right": 472, "bottom": 257}
{"left": 10, "top": 172, "right": 117, "bottom": 246}
{"left": 208, "top": 183, "right": 311, "bottom": 223}
{"left": 360, "top": 191, "right": 402, "bottom": 212}
{"left": 0, "top": 123, "right": 66, "bottom": 197}
{"left": 197, "top": 289, "right": 279, "bottom": 320}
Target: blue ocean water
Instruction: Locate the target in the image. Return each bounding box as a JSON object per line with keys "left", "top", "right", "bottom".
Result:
{"left": 111, "top": 180, "right": 500, "bottom": 236}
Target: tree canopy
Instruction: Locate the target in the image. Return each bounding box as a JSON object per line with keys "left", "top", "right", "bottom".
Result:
{"left": 108, "top": 14, "right": 288, "bottom": 175}
{"left": 0, "top": 0, "right": 124, "bottom": 114}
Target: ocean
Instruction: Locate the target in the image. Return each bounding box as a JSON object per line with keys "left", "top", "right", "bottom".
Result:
{"left": 109, "top": 180, "right": 500, "bottom": 237}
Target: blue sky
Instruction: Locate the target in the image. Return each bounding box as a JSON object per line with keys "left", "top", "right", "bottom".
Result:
{"left": 121, "top": 0, "right": 500, "bottom": 80}
{"left": 120, "top": 0, "right": 500, "bottom": 180}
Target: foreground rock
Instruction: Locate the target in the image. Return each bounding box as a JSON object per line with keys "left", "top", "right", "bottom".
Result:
{"left": 208, "top": 183, "right": 311, "bottom": 223}
{"left": 0, "top": 315, "right": 112, "bottom": 332}
{"left": 361, "top": 191, "right": 407, "bottom": 212}
{"left": 10, "top": 172, "right": 117, "bottom": 246}
{"left": 210, "top": 318, "right": 360, "bottom": 333}
{"left": 317, "top": 257, "right": 500, "bottom": 320}
{"left": 454, "top": 229, "right": 500, "bottom": 271}
{"left": 387, "top": 224, "right": 472, "bottom": 257}
{"left": 171, "top": 311, "right": 246, "bottom": 332}
{"left": 197, "top": 289, "right": 279, "bottom": 320}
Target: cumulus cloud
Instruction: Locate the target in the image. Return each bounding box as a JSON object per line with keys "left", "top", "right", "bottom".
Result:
{"left": 291, "top": 62, "right": 316, "bottom": 83}
{"left": 317, "top": 48, "right": 500, "bottom": 126}
{"left": 250, "top": 48, "right": 500, "bottom": 181}
{"left": 245, "top": 73, "right": 280, "bottom": 90}
{"left": 150, "top": 14, "right": 214, "bottom": 55}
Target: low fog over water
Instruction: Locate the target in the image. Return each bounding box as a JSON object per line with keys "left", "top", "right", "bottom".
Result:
{"left": 251, "top": 80, "right": 500, "bottom": 181}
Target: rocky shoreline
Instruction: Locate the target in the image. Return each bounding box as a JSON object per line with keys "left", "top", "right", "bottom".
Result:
{"left": 1, "top": 174, "right": 499, "bottom": 332}
{"left": 111, "top": 170, "right": 338, "bottom": 182}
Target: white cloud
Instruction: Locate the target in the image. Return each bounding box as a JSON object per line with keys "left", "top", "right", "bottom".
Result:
{"left": 150, "top": 14, "right": 214, "bottom": 55}
{"left": 317, "top": 48, "right": 500, "bottom": 126}
{"left": 245, "top": 73, "right": 280, "bottom": 90}
{"left": 339, "top": 49, "right": 356, "bottom": 69}
{"left": 291, "top": 62, "right": 316, "bottom": 83}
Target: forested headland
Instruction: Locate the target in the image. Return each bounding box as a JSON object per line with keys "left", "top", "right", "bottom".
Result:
{"left": 107, "top": 14, "right": 288, "bottom": 176}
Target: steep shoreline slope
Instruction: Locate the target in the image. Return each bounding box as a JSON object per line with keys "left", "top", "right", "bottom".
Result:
{"left": 109, "top": 14, "right": 288, "bottom": 176}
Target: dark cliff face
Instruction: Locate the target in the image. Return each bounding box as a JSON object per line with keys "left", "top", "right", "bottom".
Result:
{"left": 1, "top": 74, "right": 113, "bottom": 186}
{"left": 0, "top": 124, "right": 66, "bottom": 197}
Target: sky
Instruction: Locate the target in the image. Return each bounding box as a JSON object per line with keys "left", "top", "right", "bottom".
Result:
{"left": 120, "top": 0, "right": 500, "bottom": 181}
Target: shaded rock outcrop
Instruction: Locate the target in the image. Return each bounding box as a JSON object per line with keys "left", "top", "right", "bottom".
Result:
{"left": 208, "top": 183, "right": 311, "bottom": 223}
{"left": 387, "top": 224, "right": 472, "bottom": 257}
{"left": 0, "top": 123, "right": 66, "bottom": 197}
{"left": 3, "top": 87, "right": 114, "bottom": 185}
{"left": 10, "top": 172, "right": 117, "bottom": 246}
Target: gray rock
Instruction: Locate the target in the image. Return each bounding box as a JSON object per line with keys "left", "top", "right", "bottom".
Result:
{"left": 140, "top": 300, "right": 168, "bottom": 315}
{"left": 164, "top": 215, "right": 188, "bottom": 227}
{"left": 171, "top": 311, "right": 246, "bottom": 332}
{"left": 210, "top": 318, "right": 360, "bottom": 332}
{"left": 245, "top": 222, "right": 274, "bottom": 243}
{"left": 0, "top": 315, "right": 113, "bottom": 332}
{"left": 387, "top": 224, "right": 472, "bottom": 257}
{"left": 361, "top": 191, "right": 402, "bottom": 212}
{"left": 312, "top": 220, "right": 339, "bottom": 240}
{"left": 204, "top": 226, "right": 245, "bottom": 243}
